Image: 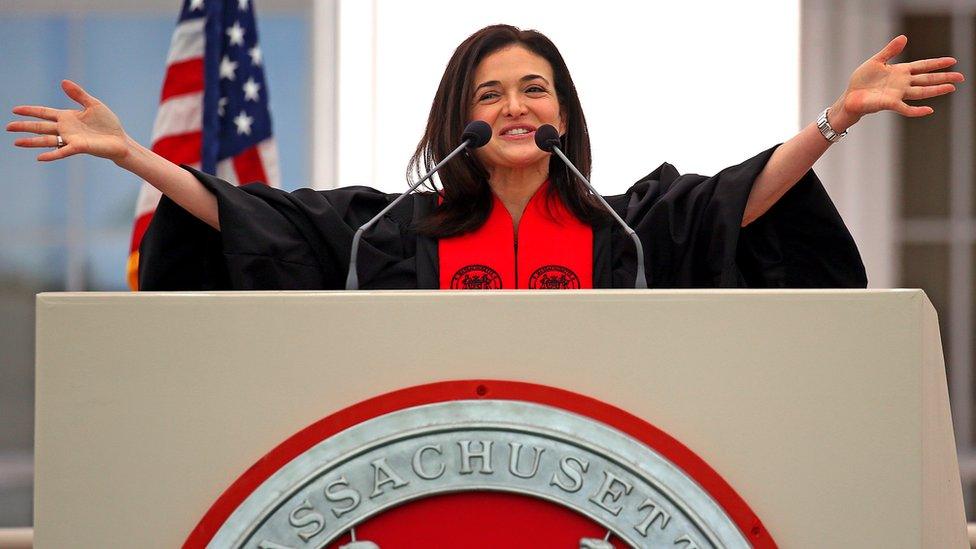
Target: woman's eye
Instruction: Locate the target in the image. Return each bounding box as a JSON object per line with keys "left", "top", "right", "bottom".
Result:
{"left": 478, "top": 92, "right": 499, "bottom": 101}
{"left": 526, "top": 86, "right": 546, "bottom": 93}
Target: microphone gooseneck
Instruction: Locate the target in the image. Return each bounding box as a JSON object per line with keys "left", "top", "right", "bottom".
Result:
{"left": 345, "top": 120, "right": 492, "bottom": 290}
{"left": 535, "top": 124, "right": 649, "bottom": 289}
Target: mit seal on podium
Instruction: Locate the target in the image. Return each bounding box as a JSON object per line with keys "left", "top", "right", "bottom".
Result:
{"left": 3, "top": 1, "right": 972, "bottom": 547}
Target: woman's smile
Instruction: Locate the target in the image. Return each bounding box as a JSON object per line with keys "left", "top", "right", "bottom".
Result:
{"left": 497, "top": 124, "right": 537, "bottom": 141}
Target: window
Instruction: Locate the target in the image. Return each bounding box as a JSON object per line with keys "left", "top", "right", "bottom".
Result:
{"left": 898, "top": 11, "right": 976, "bottom": 519}
{"left": 0, "top": 5, "right": 310, "bottom": 526}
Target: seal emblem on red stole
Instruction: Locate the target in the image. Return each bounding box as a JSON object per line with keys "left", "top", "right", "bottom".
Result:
{"left": 528, "top": 265, "right": 581, "bottom": 289}
{"left": 451, "top": 264, "right": 503, "bottom": 289}
{"left": 185, "top": 381, "right": 776, "bottom": 548}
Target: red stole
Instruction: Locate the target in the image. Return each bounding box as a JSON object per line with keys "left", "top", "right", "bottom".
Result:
{"left": 439, "top": 182, "right": 593, "bottom": 289}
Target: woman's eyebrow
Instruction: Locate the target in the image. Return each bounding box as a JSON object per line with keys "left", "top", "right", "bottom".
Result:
{"left": 520, "top": 74, "right": 550, "bottom": 85}
{"left": 473, "top": 80, "right": 501, "bottom": 92}
{"left": 473, "top": 74, "right": 551, "bottom": 92}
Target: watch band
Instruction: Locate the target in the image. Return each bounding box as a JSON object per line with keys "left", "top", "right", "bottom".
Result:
{"left": 817, "top": 107, "right": 848, "bottom": 143}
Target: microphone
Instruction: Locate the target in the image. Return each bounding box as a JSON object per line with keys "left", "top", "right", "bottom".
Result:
{"left": 460, "top": 120, "right": 492, "bottom": 148}
{"left": 535, "top": 124, "right": 649, "bottom": 289}
{"left": 345, "top": 120, "right": 492, "bottom": 290}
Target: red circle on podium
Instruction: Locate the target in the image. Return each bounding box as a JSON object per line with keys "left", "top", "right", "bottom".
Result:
{"left": 183, "top": 380, "right": 776, "bottom": 548}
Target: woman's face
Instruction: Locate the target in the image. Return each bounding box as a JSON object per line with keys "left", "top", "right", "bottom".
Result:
{"left": 469, "top": 45, "right": 565, "bottom": 175}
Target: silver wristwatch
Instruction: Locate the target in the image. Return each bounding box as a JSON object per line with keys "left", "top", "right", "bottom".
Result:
{"left": 817, "top": 107, "right": 848, "bottom": 143}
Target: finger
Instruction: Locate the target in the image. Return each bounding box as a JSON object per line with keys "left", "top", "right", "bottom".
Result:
{"left": 874, "top": 35, "right": 907, "bottom": 63}
{"left": 11, "top": 105, "right": 61, "bottom": 121}
{"left": 14, "top": 135, "right": 59, "bottom": 148}
{"left": 911, "top": 71, "right": 965, "bottom": 85}
{"left": 61, "top": 80, "right": 99, "bottom": 109}
{"left": 36, "top": 143, "right": 78, "bottom": 162}
{"left": 896, "top": 102, "right": 934, "bottom": 117}
{"left": 908, "top": 57, "right": 957, "bottom": 74}
{"left": 905, "top": 84, "right": 956, "bottom": 100}
{"left": 6, "top": 120, "right": 58, "bottom": 135}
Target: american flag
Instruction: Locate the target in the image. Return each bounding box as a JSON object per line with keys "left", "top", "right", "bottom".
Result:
{"left": 127, "top": 0, "right": 280, "bottom": 290}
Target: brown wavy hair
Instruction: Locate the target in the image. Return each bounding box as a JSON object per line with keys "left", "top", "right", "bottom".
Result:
{"left": 410, "top": 24, "right": 605, "bottom": 237}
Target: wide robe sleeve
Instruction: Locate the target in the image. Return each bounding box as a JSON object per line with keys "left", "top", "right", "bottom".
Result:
{"left": 602, "top": 145, "right": 867, "bottom": 288}
{"left": 138, "top": 166, "right": 421, "bottom": 290}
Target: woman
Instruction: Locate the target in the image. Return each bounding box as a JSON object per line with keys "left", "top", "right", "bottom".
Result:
{"left": 7, "top": 25, "right": 964, "bottom": 290}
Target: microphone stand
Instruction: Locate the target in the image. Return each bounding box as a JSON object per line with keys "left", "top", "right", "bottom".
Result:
{"left": 345, "top": 142, "right": 471, "bottom": 290}
{"left": 548, "top": 146, "right": 649, "bottom": 289}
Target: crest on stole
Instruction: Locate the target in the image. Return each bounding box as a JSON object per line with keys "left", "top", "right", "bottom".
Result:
{"left": 184, "top": 381, "right": 775, "bottom": 548}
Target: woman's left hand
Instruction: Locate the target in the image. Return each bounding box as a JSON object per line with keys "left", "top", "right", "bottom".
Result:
{"left": 830, "top": 35, "right": 964, "bottom": 132}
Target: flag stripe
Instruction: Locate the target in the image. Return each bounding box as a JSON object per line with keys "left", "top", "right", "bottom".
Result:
{"left": 133, "top": 184, "right": 163, "bottom": 218}
{"left": 216, "top": 157, "right": 240, "bottom": 186}
{"left": 151, "top": 92, "right": 204, "bottom": 143}
{"left": 129, "top": 211, "right": 155, "bottom": 254}
{"left": 160, "top": 58, "right": 205, "bottom": 101}
{"left": 232, "top": 145, "right": 269, "bottom": 185}
{"left": 257, "top": 138, "right": 280, "bottom": 188}
{"left": 151, "top": 131, "right": 203, "bottom": 166}
{"left": 166, "top": 19, "right": 206, "bottom": 64}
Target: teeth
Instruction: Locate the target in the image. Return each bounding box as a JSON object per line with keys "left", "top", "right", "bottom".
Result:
{"left": 504, "top": 128, "right": 530, "bottom": 135}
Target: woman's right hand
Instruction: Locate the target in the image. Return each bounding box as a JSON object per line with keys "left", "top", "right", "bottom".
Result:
{"left": 7, "top": 79, "right": 130, "bottom": 163}
{"left": 9, "top": 79, "right": 221, "bottom": 230}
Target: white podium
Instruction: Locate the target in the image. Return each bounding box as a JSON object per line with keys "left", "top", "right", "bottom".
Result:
{"left": 34, "top": 290, "right": 966, "bottom": 547}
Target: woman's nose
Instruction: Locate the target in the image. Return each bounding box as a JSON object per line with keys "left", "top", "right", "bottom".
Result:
{"left": 502, "top": 94, "right": 527, "bottom": 117}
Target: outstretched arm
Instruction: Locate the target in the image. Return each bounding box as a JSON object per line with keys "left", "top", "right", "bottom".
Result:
{"left": 7, "top": 80, "right": 220, "bottom": 230}
{"left": 741, "top": 35, "right": 964, "bottom": 227}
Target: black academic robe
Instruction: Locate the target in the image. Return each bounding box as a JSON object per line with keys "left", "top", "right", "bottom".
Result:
{"left": 138, "top": 145, "right": 867, "bottom": 290}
